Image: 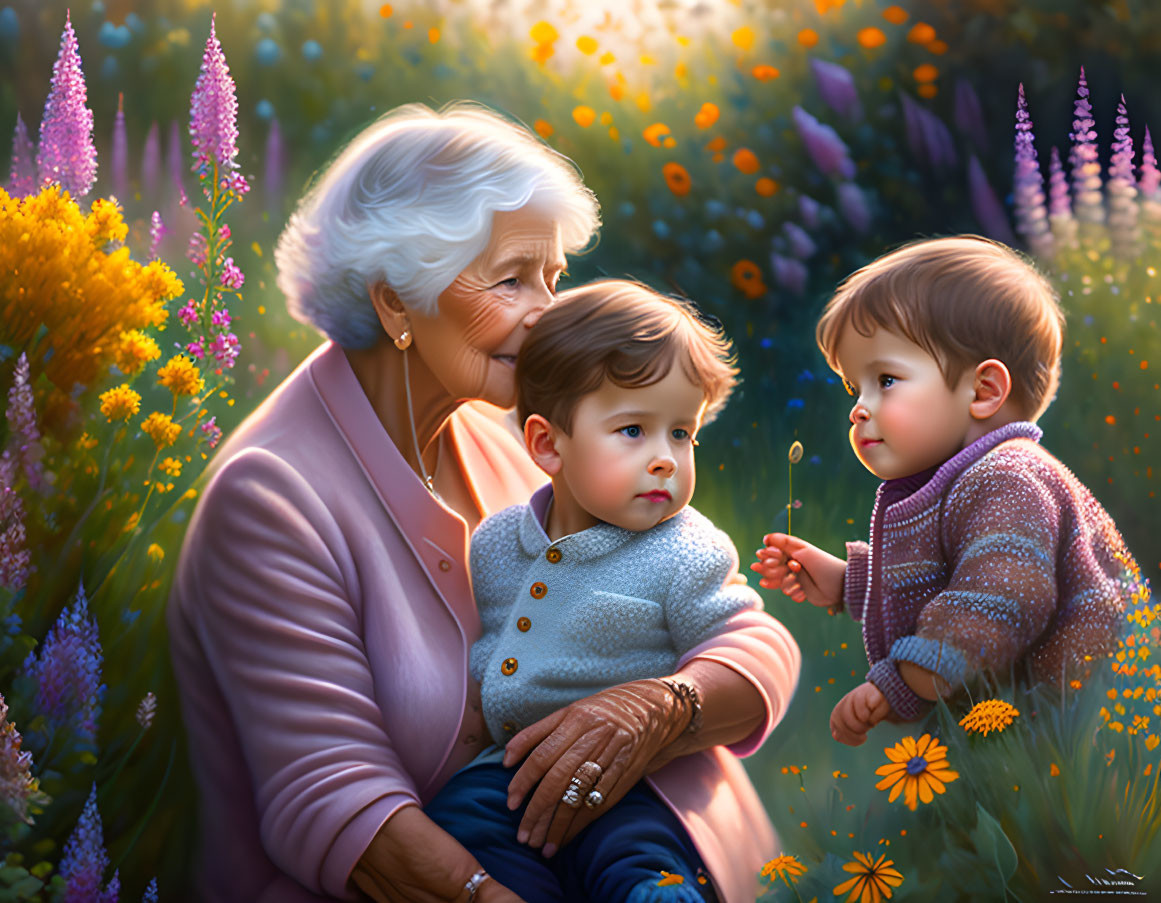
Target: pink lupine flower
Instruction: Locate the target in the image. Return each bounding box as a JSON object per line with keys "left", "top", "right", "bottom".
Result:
{"left": 187, "top": 232, "right": 208, "bottom": 267}
{"left": 0, "top": 693, "right": 40, "bottom": 824}
{"left": 810, "top": 59, "right": 861, "bottom": 122}
{"left": 1013, "top": 84, "right": 1052, "bottom": 258}
{"left": 7, "top": 113, "right": 37, "bottom": 197}
{"left": 136, "top": 692, "right": 157, "bottom": 730}
{"left": 111, "top": 93, "right": 128, "bottom": 200}
{"left": 0, "top": 452, "right": 30, "bottom": 591}
{"left": 1047, "top": 145, "right": 1078, "bottom": 249}
{"left": 792, "top": 105, "right": 855, "bottom": 179}
{"left": 1107, "top": 95, "right": 1140, "bottom": 257}
{"left": 189, "top": 15, "right": 240, "bottom": 175}
{"left": 1068, "top": 67, "right": 1104, "bottom": 225}
{"left": 178, "top": 299, "right": 200, "bottom": 327}
{"left": 185, "top": 338, "right": 205, "bottom": 360}
{"left": 148, "top": 210, "right": 167, "bottom": 261}
{"left": 219, "top": 257, "right": 244, "bottom": 289}
{"left": 36, "top": 11, "right": 97, "bottom": 198}
{"left": 201, "top": 416, "right": 222, "bottom": 449}
{"left": 210, "top": 331, "right": 240, "bottom": 369}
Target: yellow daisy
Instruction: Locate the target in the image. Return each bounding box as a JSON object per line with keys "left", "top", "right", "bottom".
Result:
{"left": 114, "top": 329, "right": 161, "bottom": 376}
{"left": 99, "top": 385, "right": 141, "bottom": 422}
{"left": 141, "top": 411, "right": 181, "bottom": 449}
{"left": 157, "top": 355, "right": 205, "bottom": 398}
{"left": 874, "top": 734, "right": 959, "bottom": 811}
{"left": 833, "top": 852, "right": 904, "bottom": 903}
{"left": 761, "top": 854, "right": 808, "bottom": 886}
{"left": 958, "top": 699, "right": 1020, "bottom": 736}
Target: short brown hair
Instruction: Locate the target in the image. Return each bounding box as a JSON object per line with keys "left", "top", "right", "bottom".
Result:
{"left": 517, "top": 279, "right": 739, "bottom": 434}
{"left": 816, "top": 235, "right": 1064, "bottom": 420}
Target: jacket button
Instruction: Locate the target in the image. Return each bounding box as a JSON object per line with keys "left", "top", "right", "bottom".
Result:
{"left": 530, "top": 582, "right": 547, "bottom": 599}
{"left": 546, "top": 548, "right": 562, "bottom": 563}
{"left": 517, "top": 616, "right": 531, "bottom": 632}
{"left": 438, "top": 559, "right": 451, "bottom": 572}
{"left": 501, "top": 657, "right": 518, "bottom": 675}
{"left": 502, "top": 721, "right": 517, "bottom": 734}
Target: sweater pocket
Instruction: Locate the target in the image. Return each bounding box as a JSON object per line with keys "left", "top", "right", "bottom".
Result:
{"left": 570, "top": 590, "right": 669, "bottom": 654}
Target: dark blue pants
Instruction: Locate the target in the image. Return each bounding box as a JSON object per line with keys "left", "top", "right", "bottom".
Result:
{"left": 425, "top": 762, "right": 718, "bottom": 903}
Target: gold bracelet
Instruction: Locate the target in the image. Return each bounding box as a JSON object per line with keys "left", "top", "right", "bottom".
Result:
{"left": 659, "top": 677, "right": 702, "bottom": 735}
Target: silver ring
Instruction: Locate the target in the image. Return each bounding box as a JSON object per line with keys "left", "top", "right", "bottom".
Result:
{"left": 584, "top": 789, "right": 604, "bottom": 809}
{"left": 464, "top": 869, "right": 489, "bottom": 901}
{"left": 575, "top": 760, "right": 603, "bottom": 784}
{"left": 561, "top": 778, "right": 583, "bottom": 807}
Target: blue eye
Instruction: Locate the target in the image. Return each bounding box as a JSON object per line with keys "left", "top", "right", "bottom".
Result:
{"left": 672, "top": 428, "right": 689, "bottom": 441}
{"left": 879, "top": 374, "right": 896, "bottom": 388}
{"left": 619, "top": 425, "right": 642, "bottom": 438}
{"left": 496, "top": 278, "right": 519, "bottom": 289}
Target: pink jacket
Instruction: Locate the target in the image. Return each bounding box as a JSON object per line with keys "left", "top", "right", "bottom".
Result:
{"left": 168, "top": 341, "right": 801, "bottom": 903}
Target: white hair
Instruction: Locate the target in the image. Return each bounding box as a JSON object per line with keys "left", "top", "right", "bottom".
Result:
{"left": 274, "top": 102, "right": 601, "bottom": 348}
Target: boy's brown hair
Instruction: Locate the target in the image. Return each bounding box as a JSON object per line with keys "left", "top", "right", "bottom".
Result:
{"left": 517, "top": 279, "right": 739, "bottom": 434}
{"left": 816, "top": 235, "right": 1065, "bottom": 420}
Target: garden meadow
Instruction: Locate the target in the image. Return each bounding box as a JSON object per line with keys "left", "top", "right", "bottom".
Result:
{"left": 1, "top": 0, "right": 1159, "bottom": 899}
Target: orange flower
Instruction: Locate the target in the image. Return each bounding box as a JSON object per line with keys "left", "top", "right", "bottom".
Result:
{"left": 751, "top": 64, "right": 780, "bottom": 80}
{"left": 531, "top": 43, "right": 554, "bottom": 64}
{"left": 572, "top": 106, "right": 596, "bottom": 127}
{"left": 731, "top": 260, "right": 767, "bottom": 298}
{"left": 643, "top": 122, "right": 671, "bottom": 147}
{"left": 694, "top": 102, "right": 720, "bottom": 128}
{"left": 534, "top": 120, "right": 554, "bottom": 138}
{"left": 704, "top": 136, "right": 727, "bottom": 152}
{"left": 379, "top": 4, "right": 393, "bottom": 17}
{"left": 733, "top": 148, "right": 760, "bottom": 174}
{"left": 755, "top": 177, "right": 779, "bottom": 196}
{"left": 928, "top": 39, "right": 948, "bottom": 54}
{"left": 428, "top": 28, "right": 440, "bottom": 43}
{"left": 918, "top": 84, "right": 938, "bottom": 99}
{"left": 530, "top": 21, "right": 558, "bottom": 44}
{"left": 857, "top": 27, "right": 887, "bottom": 48}
{"left": 913, "top": 63, "right": 939, "bottom": 83}
{"left": 882, "top": 5, "right": 908, "bottom": 24}
{"left": 576, "top": 35, "right": 598, "bottom": 54}
{"left": 608, "top": 82, "right": 625, "bottom": 101}
{"left": 662, "top": 162, "right": 691, "bottom": 196}
{"left": 797, "top": 28, "right": 820, "bottom": 48}
{"left": 732, "top": 26, "right": 755, "bottom": 51}
{"left": 908, "top": 22, "right": 936, "bottom": 44}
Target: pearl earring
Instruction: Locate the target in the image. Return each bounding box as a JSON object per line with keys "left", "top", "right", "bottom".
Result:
{"left": 394, "top": 330, "right": 412, "bottom": 351}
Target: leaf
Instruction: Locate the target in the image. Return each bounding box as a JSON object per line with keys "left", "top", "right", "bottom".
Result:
{"left": 971, "top": 802, "right": 1019, "bottom": 884}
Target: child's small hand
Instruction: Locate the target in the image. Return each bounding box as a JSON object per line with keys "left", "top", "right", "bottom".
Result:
{"left": 751, "top": 533, "right": 846, "bottom": 609}
{"left": 830, "top": 682, "right": 891, "bottom": 746}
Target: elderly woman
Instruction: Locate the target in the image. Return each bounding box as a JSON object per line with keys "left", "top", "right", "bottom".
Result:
{"left": 168, "top": 103, "right": 800, "bottom": 903}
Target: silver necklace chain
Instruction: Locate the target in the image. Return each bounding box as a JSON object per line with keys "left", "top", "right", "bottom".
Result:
{"left": 401, "top": 346, "right": 440, "bottom": 499}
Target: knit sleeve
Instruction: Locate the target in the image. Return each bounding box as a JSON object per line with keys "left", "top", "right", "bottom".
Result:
{"left": 467, "top": 506, "right": 524, "bottom": 685}
{"left": 890, "top": 457, "right": 1060, "bottom": 689}
{"left": 664, "top": 515, "right": 764, "bottom": 654}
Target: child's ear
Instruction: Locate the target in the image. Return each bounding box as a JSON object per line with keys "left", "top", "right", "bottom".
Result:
{"left": 524, "top": 414, "right": 563, "bottom": 476}
{"left": 969, "top": 358, "right": 1012, "bottom": 420}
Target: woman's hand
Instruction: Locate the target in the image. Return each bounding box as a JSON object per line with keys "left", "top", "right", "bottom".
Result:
{"left": 351, "top": 805, "right": 526, "bottom": 903}
{"left": 501, "top": 678, "right": 690, "bottom": 858}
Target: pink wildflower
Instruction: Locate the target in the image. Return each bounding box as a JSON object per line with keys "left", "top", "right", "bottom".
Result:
{"left": 148, "top": 210, "right": 167, "bottom": 261}
{"left": 178, "top": 299, "right": 200, "bottom": 327}
{"left": 6, "top": 353, "right": 45, "bottom": 490}
{"left": 0, "top": 453, "right": 30, "bottom": 591}
{"left": 0, "top": 693, "right": 40, "bottom": 824}
{"left": 189, "top": 15, "right": 240, "bottom": 175}
{"left": 210, "top": 331, "right": 240, "bottom": 369}
{"left": 187, "top": 232, "right": 208, "bottom": 267}
{"left": 185, "top": 338, "right": 205, "bottom": 360}
{"left": 37, "top": 11, "right": 97, "bottom": 198}
{"left": 8, "top": 113, "right": 37, "bottom": 197}
{"left": 211, "top": 308, "right": 231, "bottom": 328}
{"left": 219, "top": 257, "right": 244, "bottom": 289}
{"left": 201, "top": 415, "right": 222, "bottom": 449}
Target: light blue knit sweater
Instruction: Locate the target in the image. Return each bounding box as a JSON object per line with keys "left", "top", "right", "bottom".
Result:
{"left": 469, "top": 484, "right": 762, "bottom": 745}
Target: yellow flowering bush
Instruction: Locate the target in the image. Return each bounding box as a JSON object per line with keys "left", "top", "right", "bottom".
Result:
{"left": 140, "top": 411, "right": 181, "bottom": 449}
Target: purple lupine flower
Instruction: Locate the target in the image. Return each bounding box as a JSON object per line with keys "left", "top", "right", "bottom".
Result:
{"left": 135, "top": 692, "right": 157, "bottom": 730}
{"left": 792, "top": 106, "right": 855, "bottom": 179}
{"left": 102, "top": 870, "right": 120, "bottom": 903}
{"left": 1013, "top": 84, "right": 1053, "bottom": 258}
{"left": 58, "top": 785, "right": 115, "bottom": 903}
{"left": 111, "top": 93, "right": 127, "bottom": 201}
{"left": 953, "top": 78, "right": 987, "bottom": 151}
{"left": 810, "top": 59, "right": 861, "bottom": 122}
{"left": 798, "top": 194, "right": 822, "bottom": 229}
{"left": 7, "top": 113, "right": 37, "bottom": 197}
{"left": 770, "top": 253, "right": 808, "bottom": 295}
{"left": 189, "top": 14, "right": 240, "bottom": 176}
{"left": 7, "top": 353, "right": 45, "bottom": 491}
{"left": 36, "top": 11, "right": 97, "bottom": 198}
{"left": 0, "top": 452, "right": 30, "bottom": 591}
{"left": 899, "top": 93, "right": 957, "bottom": 173}
{"left": 141, "top": 878, "right": 159, "bottom": 903}
{"left": 177, "top": 299, "right": 199, "bottom": 327}
{"left": 836, "top": 181, "right": 872, "bottom": 233}
{"left": 1107, "top": 95, "right": 1140, "bottom": 258}
{"left": 0, "top": 692, "right": 40, "bottom": 824}
{"left": 1068, "top": 67, "right": 1104, "bottom": 226}
{"left": 264, "top": 117, "right": 285, "bottom": 211}
{"left": 148, "top": 210, "right": 167, "bottom": 261}
{"left": 141, "top": 121, "right": 160, "bottom": 197}
{"left": 968, "top": 154, "right": 1017, "bottom": 244}
{"left": 21, "top": 584, "right": 105, "bottom": 746}
{"left": 200, "top": 415, "right": 222, "bottom": 448}
{"left": 1047, "top": 145, "right": 1077, "bottom": 250}
{"left": 166, "top": 118, "right": 184, "bottom": 200}
{"left": 219, "top": 257, "right": 244, "bottom": 289}
{"left": 782, "top": 221, "right": 817, "bottom": 259}
{"left": 1141, "top": 127, "right": 1161, "bottom": 199}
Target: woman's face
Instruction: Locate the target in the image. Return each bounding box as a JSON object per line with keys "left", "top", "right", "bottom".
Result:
{"left": 409, "top": 207, "right": 566, "bottom": 409}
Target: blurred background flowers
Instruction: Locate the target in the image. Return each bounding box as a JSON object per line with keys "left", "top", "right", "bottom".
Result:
{"left": 0, "top": 0, "right": 1158, "bottom": 898}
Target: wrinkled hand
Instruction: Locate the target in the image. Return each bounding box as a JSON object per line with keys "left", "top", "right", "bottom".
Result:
{"left": 351, "top": 805, "right": 526, "bottom": 903}
{"left": 830, "top": 681, "right": 891, "bottom": 747}
{"left": 501, "top": 679, "right": 690, "bottom": 858}
{"left": 751, "top": 533, "right": 845, "bottom": 610}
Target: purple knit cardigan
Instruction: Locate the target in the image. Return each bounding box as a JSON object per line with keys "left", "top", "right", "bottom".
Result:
{"left": 843, "top": 422, "right": 1139, "bottom": 719}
